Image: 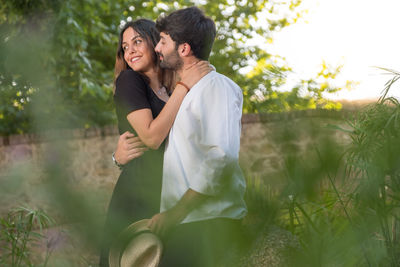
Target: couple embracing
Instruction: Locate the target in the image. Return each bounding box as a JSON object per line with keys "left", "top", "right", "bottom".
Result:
{"left": 100, "top": 6, "right": 247, "bottom": 267}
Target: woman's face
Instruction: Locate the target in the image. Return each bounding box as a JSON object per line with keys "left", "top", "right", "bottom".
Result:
{"left": 122, "top": 27, "right": 154, "bottom": 73}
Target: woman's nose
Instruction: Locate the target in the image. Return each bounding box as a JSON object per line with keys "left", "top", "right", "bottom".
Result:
{"left": 127, "top": 45, "right": 136, "bottom": 54}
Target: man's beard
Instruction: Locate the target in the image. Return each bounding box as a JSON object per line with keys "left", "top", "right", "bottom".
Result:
{"left": 159, "top": 49, "right": 183, "bottom": 70}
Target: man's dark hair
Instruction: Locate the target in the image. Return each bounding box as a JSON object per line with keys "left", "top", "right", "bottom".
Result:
{"left": 156, "top": 6, "right": 216, "bottom": 60}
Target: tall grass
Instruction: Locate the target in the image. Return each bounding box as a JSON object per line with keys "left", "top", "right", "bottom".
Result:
{"left": 344, "top": 69, "right": 400, "bottom": 266}
{"left": 275, "top": 69, "right": 400, "bottom": 266}
{"left": 242, "top": 69, "right": 399, "bottom": 266}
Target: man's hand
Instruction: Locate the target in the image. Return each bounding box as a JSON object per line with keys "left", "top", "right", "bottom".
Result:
{"left": 147, "top": 208, "right": 185, "bottom": 237}
{"left": 147, "top": 189, "right": 209, "bottom": 236}
{"left": 114, "top": 131, "right": 147, "bottom": 165}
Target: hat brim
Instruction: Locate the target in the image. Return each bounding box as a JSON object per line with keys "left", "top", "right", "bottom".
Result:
{"left": 109, "top": 219, "right": 163, "bottom": 267}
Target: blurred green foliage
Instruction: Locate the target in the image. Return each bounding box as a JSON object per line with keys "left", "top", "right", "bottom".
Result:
{"left": 270, "top": 70, "right": 400, "bottom": 266}
{"left": 0, "top": 0, "right": 350, "bottom": 136}
{"left": 3, "top": 3, "right": 392, "bottom": 265}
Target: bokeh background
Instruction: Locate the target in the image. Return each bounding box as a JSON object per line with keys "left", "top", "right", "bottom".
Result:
{"left": 1, "top": 1, "right": 399, "bottom": 266}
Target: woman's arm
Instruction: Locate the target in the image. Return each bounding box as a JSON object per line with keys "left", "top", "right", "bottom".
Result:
{"left": 126, "top": 85, "right": 186, "bottom": 149}
{"left": 126, "top": 61, "right": 212, "bottom": 149}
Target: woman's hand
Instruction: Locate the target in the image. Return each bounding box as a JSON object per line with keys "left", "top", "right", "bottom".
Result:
{"left": 114, "top": 131, "right": 147, "bottom": 165}
{"left": 179, "top": 61, "right": 214, "bottom": 89}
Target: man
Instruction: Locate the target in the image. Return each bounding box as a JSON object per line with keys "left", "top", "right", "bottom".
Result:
{"left": 151, "top": 6, "right": 247, "bottom": 266}
{"left": 114, "top": 6, "right": 247, "bottom": 266}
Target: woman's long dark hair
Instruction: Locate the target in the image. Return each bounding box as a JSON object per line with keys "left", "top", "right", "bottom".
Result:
{"left": 113, "top": 19, "right": 175, "bottom": 94}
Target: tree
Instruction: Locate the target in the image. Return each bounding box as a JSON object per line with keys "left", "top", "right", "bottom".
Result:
{"left": 0, "top": 0, "right": 347, "bottom": 135}
{"left": 246, "top": 61, "right": 357, "bottom": 113}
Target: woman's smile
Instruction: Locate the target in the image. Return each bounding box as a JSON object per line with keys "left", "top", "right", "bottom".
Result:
{"left": 130, "top": 56, "right": 141, "bottom": 63}
{"left": 122, "top": 27, "right": 153, "bottom": 73}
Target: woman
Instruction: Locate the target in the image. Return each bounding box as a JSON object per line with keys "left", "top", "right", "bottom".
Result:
{"left": 99, "top": 19, "right": 211, "bottom": 266}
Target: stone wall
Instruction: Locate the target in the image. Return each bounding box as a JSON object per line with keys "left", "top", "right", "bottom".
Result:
{"left": 0, "top": 110, "right": 352, "bottom": 222}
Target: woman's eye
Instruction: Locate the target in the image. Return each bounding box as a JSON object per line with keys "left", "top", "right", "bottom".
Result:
{"left": 123, "top": 45, "right": 128, "bottom": 51}
{"left": 135, "top": 39, "right": 142, "bottom": 45}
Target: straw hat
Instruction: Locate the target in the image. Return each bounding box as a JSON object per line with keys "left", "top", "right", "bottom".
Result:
{"left": 109, "top": 219, "right": 163, "bottom": 267}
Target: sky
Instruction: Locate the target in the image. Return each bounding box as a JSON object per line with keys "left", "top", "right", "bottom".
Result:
{"left": 267, "top": 0, "right": 400, "bottom": 100}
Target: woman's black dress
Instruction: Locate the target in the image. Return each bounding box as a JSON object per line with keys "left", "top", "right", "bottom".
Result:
{"left": 99, "top": 69, "right": 165, "bottom": 266}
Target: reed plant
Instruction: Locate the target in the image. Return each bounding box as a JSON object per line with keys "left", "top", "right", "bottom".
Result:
{"left": 0, "top": 206, "right": 55, "bottom": 267}
{"left": 278, "top": 69, "right": 400, "bottom": 266}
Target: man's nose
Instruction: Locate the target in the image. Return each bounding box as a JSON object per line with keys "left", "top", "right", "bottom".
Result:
{"left": 155, "top": 42, "right": 161, "bottom": 53}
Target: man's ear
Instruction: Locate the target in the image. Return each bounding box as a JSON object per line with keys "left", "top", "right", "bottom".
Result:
{"left": 177, "top": 43, "right": 192, "bottom": 57}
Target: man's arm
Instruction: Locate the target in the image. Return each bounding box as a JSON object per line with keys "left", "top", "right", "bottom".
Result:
{"left": 149, "top": 77, "right": 243, "bottom": 236}
{"left": 185, "top": 77, "right": 242, "bottom": 196}
{"left": 148, "top": 189, "right": 208, "bottom": 236}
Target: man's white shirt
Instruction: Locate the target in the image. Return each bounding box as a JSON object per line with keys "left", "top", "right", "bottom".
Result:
{"left": 160, "top": 70, "right": 247, "bottom": 223}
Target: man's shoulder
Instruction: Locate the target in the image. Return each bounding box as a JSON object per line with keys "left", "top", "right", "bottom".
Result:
{"left": 201, "top": 71, "right": 241, "bottom": 90}
{"left": 205, "top": 71, "right": 242, "bottom": 97}
{"left": 206, "top": 70, "right": 232, "bottom": 81}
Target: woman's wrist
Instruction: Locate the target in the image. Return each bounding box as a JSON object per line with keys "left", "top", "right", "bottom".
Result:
{"left": 175, "top": 81, "right": 190, "bottom": 92}
{"left": 173, "top": 84, "right": 189, "bottom": 96}
{"left": 112, "top": 152, "right": 124, "bottom": 170}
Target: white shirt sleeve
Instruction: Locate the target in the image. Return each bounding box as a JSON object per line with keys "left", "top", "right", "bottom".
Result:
{"left": 187, "top": 75, "right": 243, "bottom": 196}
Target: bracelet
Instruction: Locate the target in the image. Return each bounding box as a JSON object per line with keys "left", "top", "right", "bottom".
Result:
{"left": 112, "top": 152, "right": 124, "bottom": 170}
{"left": 176, "top": 81, "right": 191, "bottom": 92}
